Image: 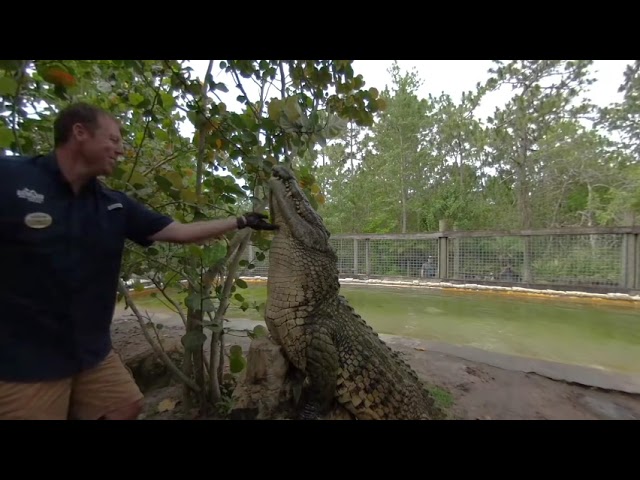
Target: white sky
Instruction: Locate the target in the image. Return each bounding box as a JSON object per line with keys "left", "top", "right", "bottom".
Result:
{"left": 352, "top": 60, "right": 630, "bottom": 122}
{"left": 181, "top": 59, "right": 632, "bottom": 137}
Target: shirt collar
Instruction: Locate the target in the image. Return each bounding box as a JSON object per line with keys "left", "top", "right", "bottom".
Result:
{"left": 38, "top": 151, "right": 98, "bottom": 194}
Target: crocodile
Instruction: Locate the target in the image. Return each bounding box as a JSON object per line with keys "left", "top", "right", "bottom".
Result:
{"left": 264, "top": 164, "right": 445, "bottom": 420}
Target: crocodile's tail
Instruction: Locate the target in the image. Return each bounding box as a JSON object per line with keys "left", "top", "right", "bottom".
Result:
{"left": 337, "top": 294, "right": 422, "bottom": 382}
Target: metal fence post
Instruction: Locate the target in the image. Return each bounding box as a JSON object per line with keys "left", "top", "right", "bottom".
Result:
{"left": 353, "top": 238, "right": 358, "bottom": 277}
{"left": 438, "top": 219, "right": 450, "bottom": 280}
{"left": 621, "top": 212, "right": 638, "bottom": 290}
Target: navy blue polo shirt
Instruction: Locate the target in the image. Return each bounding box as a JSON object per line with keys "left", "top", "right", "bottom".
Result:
{"left": 0, "top": 153, "right": 174, "bottom": 382}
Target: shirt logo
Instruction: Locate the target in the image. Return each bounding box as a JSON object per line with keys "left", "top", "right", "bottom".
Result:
{"left": 107, "top": 203, "right": 123, "bottom": 210}
{"left": 17, "top": 188, "right": 45, "bottom": 204}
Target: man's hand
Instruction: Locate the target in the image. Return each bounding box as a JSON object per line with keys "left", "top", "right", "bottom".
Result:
{"left": 237, "top": 212, "right": 278, "bottom": 231}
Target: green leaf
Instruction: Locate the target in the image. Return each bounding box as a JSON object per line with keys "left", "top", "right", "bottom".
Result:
{"left": 185, "top": 292, "right": 202, "bottom": 310}
{"left": 0, "top": 126, "right": 13, "bottom": 148}
{"left": 129, "top": 92, "right": 145, "bottom": 106}
{"left": 278, "top": 116, "right": 298, "bottom": 133}
{"left": 160, "top": 92, "right": 175, "bottom": 109}
{"left": 283, "top": 96, "right": 302, "bottom": 122}
{"left": 268, "top": 98, "right": 283, "bottom": 122}
{"left": 202, "top": 298, "right": 216, "bottom": 313}
{"left": 252, "top": 325, "right": 268, "bottom": 338}
{"left": 0, "top": 76, "right": 18, "bottom": 96}
{"left": 212, "top": 82, "right": 229, "bottom": 93}
{"left": 163, "top": 272, "right": 177, "bottom": 287}
{"left": 187, "top": 244, "right": 203, "bottom": 258}
{"left": 154, "top": 174, "right": 173, "bottom": 192}
{"left": 229, "top": 345, "right": 243, "bottom": 357}
{"left": 187, "top": 82, "right": 201, "bottom": 96}
{"left": 229, "top": 355, "right": 246, "bottom": 373}
{"left": 164, "top": 171, "right": 183, "bottom": 189}
{"left": 181, "top": 189, "right": 198, "bottom": 203}
{"left": 181, "top": 331, "right": 207, "bottom": 350}
{"left": 128, "top": 170, "right": 146, "bottom": 188}
{"left": 96, "top": 81, "right": 112, "bottom": 93}
{"left": 235, "top": 278, "right": 248, "bottom": 289}
{"left": 203, "top": 242, "right": 227, "bottom": 265}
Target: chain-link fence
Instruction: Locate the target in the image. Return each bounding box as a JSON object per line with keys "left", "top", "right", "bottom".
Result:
{"left": 238, "top": 227, "right": 640, "bottom": 293}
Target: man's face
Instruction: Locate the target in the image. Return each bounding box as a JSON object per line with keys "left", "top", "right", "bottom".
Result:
{"left": 74, "top": 114, "right": 124, "bottom": 177}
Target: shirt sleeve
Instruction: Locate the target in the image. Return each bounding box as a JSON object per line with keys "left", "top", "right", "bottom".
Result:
{"left": 122, "top": 194, "right": 174, "bottom": 247}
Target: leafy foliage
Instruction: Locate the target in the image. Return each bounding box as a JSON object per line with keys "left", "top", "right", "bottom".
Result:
{"left": 0, "top": 59, "right": 381, "bottom": 416}
{"left": 311, "top": 60, "right": 639, "bottom": 234}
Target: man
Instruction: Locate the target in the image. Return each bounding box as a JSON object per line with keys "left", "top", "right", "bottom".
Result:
{"left": 0, "top": 102, "right": 276, "bottom": 420}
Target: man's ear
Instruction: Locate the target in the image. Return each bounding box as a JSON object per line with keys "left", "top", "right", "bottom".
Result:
{"left": 72, "top": 122, "right": 89, "bottom": 141}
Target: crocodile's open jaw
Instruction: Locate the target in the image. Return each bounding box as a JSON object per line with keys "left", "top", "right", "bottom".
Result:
{"left": 268, "top": 165, "right": 331, "bottom": 252}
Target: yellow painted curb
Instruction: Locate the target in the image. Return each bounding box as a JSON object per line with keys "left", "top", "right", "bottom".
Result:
{"left": 126, "top": 276, "right": 639, "bottom": 309}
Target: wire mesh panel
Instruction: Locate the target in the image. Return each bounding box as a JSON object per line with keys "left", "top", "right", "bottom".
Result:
{"left": 330, "top": 237, "right": 356, "bottom": 276}
{"left": 529, "top": 233, "right": 623, "bottom": 287}
{"left": 446, "top": 233, "right": 625, "bottom": 287}
{"left": 329, "top": 237, "right": 439, "bottom": 279}
{"left": 447, "top": 236, "right": 522, "bottom": 282}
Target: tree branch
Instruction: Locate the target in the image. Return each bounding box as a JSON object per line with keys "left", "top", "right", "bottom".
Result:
{"left": 117, "top": 280, "right": 200, "bottom": 392}
{"left": 230, "top": 65, "right": 261, "bottom": 121}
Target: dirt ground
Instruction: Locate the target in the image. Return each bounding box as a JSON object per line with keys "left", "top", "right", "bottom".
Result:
{"left": 110, "top": 315, "right": 640, "bottom": 421}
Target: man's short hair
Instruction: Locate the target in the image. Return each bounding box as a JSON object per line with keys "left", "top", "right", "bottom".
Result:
{"left": 53, "top": 102, "right": 115, "bottom": 147}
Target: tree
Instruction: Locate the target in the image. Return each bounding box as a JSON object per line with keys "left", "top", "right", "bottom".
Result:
{"left": 0, "top": 59, "right": 383, "bottom": 416}
{"left": 483, "top": 60, "right": 596, "bottom": 281}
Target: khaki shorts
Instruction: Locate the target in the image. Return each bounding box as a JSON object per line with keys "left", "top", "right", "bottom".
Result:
{"left": 0, "top": 349, "right": 143, "bottom": 420}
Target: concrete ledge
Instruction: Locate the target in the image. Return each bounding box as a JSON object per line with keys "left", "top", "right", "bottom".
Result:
{"left": 380, "top": 334, "right": 640, "bottom": 395}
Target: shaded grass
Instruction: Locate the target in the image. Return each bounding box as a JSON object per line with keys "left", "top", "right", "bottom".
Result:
{"left": 429, "top": 385, "right": 454, "bottom": 410}
{"left": 128, "top": 285, "right": 266, "bottom": 321}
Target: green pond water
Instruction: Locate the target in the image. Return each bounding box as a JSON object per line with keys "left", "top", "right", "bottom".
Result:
{"left": 339, "top": 285, "right": 640, "bottom": 374}
{"left": 134, "top": 283, "right": 640, "bottom": 374}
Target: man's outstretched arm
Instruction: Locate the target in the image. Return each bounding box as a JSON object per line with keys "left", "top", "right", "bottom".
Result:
{"left": 149, "top": 213, "right": 276, "bottom": 244}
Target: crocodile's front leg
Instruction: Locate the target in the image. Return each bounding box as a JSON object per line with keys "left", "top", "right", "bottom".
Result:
{"left": 297, "top": 324, "right": 339, "bottom": 420}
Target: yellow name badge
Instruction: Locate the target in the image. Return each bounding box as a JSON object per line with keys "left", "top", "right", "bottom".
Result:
{"left": 24, "top": 212, "right": 53, "bottom": 229}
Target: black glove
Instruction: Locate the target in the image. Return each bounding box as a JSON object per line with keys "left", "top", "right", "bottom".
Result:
{"left": 237, "top": 212, "right": 278, "bottom": 231}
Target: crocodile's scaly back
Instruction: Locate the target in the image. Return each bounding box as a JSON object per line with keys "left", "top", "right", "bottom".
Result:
{"left": 266, "top": 165, "right": 444, "bottom": 420}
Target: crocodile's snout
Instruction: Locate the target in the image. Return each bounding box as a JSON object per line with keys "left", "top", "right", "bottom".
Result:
{"left": 272, "top": 165, "right": 293, "bottom": 181}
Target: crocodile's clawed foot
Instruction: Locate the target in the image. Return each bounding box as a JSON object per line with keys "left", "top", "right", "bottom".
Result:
{"left": 298, "top": 402, "right": 322, "bottom": 420}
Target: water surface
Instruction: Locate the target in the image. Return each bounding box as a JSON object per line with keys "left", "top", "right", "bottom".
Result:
{"left": 133, "top": 283, "right": 640, "bottom": 373}
{"left": 338, "top": 285, "right": 640, "bottom": 373}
